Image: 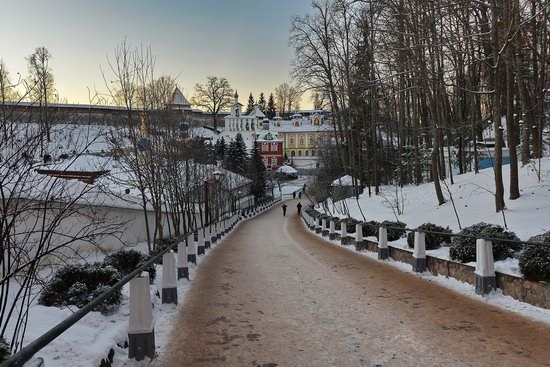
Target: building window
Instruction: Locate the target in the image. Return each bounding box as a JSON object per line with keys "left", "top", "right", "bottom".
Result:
{"left": 298, "top": 150, "right": 302, "bottom": 157}
{"left": 299, "top": 137, "right": 304, "bottom": 146}
{"left": 305, "top": 150, "right": 309, "bottom": 157}
{"left": 311, "top": 149, "right": 315, "bottom": 156}
{"left": 289, "top": 137, "right": 294, "bottom": 145}
{"left": 291, "top": 150, "right": 296, "bottom": 157}
{"left": 263, "top": 157, "right": 269, "bottom": 166}
{"left": 271, "top": 157, "right": 277, "bottom": 166}
{"left": 271, "top": 142, "right": 278, "bottom": 150}
{"left": 262, "top": 143, "right": 269, "bottom": 152}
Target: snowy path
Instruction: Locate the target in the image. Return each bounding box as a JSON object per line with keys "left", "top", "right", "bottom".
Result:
{"left": 161, "top": 200, "right": 550, "bottom": 366}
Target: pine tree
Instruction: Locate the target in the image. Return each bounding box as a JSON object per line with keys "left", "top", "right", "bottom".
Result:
{"left": 246, "top": 93, "right": 255, "bottom": 114}
{"left": 258, "top": 92, "right": 266, "bottom": 112}
{"left": 214, "top": 137, "right": 227, "bottom": 161}
{"left": 223, "top": 133, "right": 248, "bottom": 175}
{"left": 267, "top": 93, "right": 276, "bottom": 119}
{"left": 248, "top": 144, "right": 267, "bottom": 200}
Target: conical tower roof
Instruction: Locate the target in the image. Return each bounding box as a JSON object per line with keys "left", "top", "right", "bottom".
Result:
{"left": 169, "top": 86, "right": 191, "bottom": 109}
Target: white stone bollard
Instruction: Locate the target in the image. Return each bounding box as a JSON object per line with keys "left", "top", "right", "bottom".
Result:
{"left": 187, "top": 233, "right": 197, "bottom": 265}
{"left": 204, "top": 226, "right": 211, "bottom": 249}
{"left": 378, "top": 227, "right": 389, "bottom": 260}
{"left": 341, "top": 223, "right": 348, "bottom": 245}
{"left": 321, "top": 218, "right": 329, "bottom": 237}
{"left": 413, "top": 231, "right": 426, "bottom": 272}
{"left": 210, "top": 223, "right": 217, "bottom": 245}
{"left": 355, "top": 223, "right": 365, "bottom": 251}
{"left": 161, "top": 252, "right": 177, "bottom": 304}
{"left": 128, "top": 273, "right": 155, "bottom": 361}
{"left": 315, "top": 218, "right": 322, "bottom": 234}
{"left": 329, "top": 220, "right": 336, "bottom": 240}
{"left": 177, "top": 241, "right": 188, "bottom": 280}
{"left": 216, "top": 221, "right": 222, "bottom": 241}
{"left": 475, "top": 239, "right": 496, "bottom": 295}
{"left": 197, "top": 228, "right": 205, "bottom": 255}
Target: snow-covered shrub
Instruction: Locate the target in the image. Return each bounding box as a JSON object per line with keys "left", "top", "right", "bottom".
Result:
{"left": 362, "top": 220, "right": 381, "bottom": 238}
{"left": 407, "top": 223, "right": 452, "bottom": 250}
{"left": 380, "top": 220, "right": 407, "bottom": 241}
{"left": 449, "top": 223, "right": 520, "bottom": 263}
{"left": 519, "top": 231, "right": 550, "bottom": 281}
{"left": 104, "top": 249, "right": 156, "bottom": 282}
{"left": 39, "top": 263, "right": 122, "bottom": 313}
{"left": 151, "top": 237, "right": 180, "bottom": 264}
{"left": 331, "top": 217, "right": 341, "bottom": 230}
{"left": 0, "top": 338, "right": 9, "bottom": 362}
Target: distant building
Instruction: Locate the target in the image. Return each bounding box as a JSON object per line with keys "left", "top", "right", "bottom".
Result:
{"left": 255, "top": 118, "right": 283, "bottom": 170}
{"left": 168, "top": 86, "right": 192, "bottom": 110}
{"left": 225, "top": 91, "right": 265, "bottom": 132}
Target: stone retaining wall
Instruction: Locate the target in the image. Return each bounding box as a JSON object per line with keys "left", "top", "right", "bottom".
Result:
{"left": 338, "top": 235, "right": 550, "bottom": 309}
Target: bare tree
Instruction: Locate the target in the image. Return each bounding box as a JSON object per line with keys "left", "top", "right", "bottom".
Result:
{"left": 191, "top": 76, "right": 233, "bottom": 130}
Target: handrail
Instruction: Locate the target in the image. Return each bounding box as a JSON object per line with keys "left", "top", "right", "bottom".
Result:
{"left": 0, "top": 199, "right": 275, "bottom": 367}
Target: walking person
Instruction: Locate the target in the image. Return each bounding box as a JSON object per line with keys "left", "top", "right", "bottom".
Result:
{"left": 298, "top": 191, "right": 302, "bottom": 199}
{"left": 282, "top": 204, "right": 287, "bottom": 216}
{"left": 293, "top": 191, "right": 296, "bottom": 199}
{"left": 297, "top": 202, "right": 302, "bottom": 215}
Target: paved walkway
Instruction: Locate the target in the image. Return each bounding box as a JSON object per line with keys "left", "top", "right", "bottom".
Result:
{"left": 163, "top": 200, "right": 550, "bottom": 366}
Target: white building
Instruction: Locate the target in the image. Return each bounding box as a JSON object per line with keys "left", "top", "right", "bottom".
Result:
{"left": 225, "top": 91, "right": 266, "bottom": 132}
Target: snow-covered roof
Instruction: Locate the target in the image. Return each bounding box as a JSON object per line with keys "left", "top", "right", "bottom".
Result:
{"left": 269, "top": 119, "right": 332, "bottom": 133}
{"left": 169, "top": 87, "right": 191, "bottom": 108}
{"left": 277, "top": 165, "right": 298, "bottom": 174}
{"left": 247, "top": 105, "right": 265, "bottom": 118}
{"left": 256, "top": 129, "right": 281, "bottom": 141}
{"left": 331, "top": 174, "right": 359, "bottom": 187}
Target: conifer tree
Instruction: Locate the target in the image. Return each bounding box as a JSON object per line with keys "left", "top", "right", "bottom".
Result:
{"left": 223, "top": 133, "right": 248, "bottom": 175}
{"left": 258, "top": 92, "right": 266, "bottom": 113}
{"left": 214, "top": 137, "right": 227, "bottom": 161}
{"left": 246, "top": 93, "right": 255, "bottom": 114}
{"left": 248, "top": 144, "right": 267, "bottom": 200}
{"left": 267, "top": 93, "right": 276, "bottom": 119}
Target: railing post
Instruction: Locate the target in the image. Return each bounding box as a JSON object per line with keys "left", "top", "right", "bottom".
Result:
{"left": 378, "top": 227, "right": 389, "bottom": 260}
{"left": 329, "top": 220, "right": 336, "bottom": 240}
{"left": 204, "top": 226, "right": 211, "bottom": 249}
{"left": 413, "top": 231, "right": 426, "bottom": 272}
{"left": 187, "top": 233, "right": 197, "bottom": 265}
{"left": 197, "top": 228, "right": 205, "bottom": 256}
{"left": 475, "top": 239, "right": 496, "bottom": 295}
{"left": 128, "top": 274, "right": 155, "bottom": 361}
{"left": 161, "top": 252, "right": 177, "bottom": 304}
{"left": 355, "top": 223, "right": 364, "bottom": 251}
{"left": 216, "top": 221, "right": 222, "bottom": 241}
{"left": 341, "top": 223, "right": 348, "bottom": 245}
{"left": 315, "top": 218, "right": 322, "bottom": 234}
{"left": 177, "top": 241, "right": 188, "bottom": 280}
{"left": 211, "top": 224, "right": 217, "bottom": 246}
{"left": 321, "top": 218, "right": 329, "bottom": 237}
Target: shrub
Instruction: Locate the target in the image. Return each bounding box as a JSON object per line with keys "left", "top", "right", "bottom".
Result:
{"left": 449, "top": 222, "right": 520, "bottom": 263}
{"left": 39, "top": 263, "right": 122, "bottom": 313}
{"left": 344, "top": 218, "right": 360, "bottom": 233}
{"left": 0, "top": 338, "right": 9, "bottom": 363}
{"left": 362, "top": 220, "right": 381, "bottom": 238}
{"left": 407, "top": 223, "right": 452, "bottom": 250}
{"left": 380, "top": 220, "right": 407, "bottom": 241}
{"left": 151, "top": 237, "right": 180, "bottom": 264}
{"left": 331, "top": 217, "right": 341, "bottom": 230}
{"left": 519, "top": 231, "right": 550, "bottom": 281}
{"left": 104, "top": 249, "right": 156, "bottom": 282}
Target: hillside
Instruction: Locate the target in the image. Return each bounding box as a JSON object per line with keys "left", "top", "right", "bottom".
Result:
{"left": 321, "top": 158, "right": 550, "bottom": 241}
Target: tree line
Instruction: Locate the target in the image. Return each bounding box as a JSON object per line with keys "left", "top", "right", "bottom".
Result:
{"left": 291, "top": 0, "right": 549, "bottom": 212}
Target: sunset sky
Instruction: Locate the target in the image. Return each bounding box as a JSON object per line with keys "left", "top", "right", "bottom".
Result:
{"left": 0, "top": 0, "right": 312, "bottom": 108}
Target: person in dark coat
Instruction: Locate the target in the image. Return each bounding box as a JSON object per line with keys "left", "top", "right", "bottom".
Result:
{"left": 298, "top": 191, "right": 302, "bottom": 199}
{"left": 297, "top": 202, "right": 302, "bottom": 215}
{"left": 282, "top": 204, "right": 288, "bottom": 216}
{"left": 293, "top": 191, "right": 296, "bottom": 199}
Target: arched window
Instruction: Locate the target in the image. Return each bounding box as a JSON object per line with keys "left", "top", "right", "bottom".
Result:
{"left": 289, "top": 137, "right": 294, "bottom": 145}
{"left": 299, "top": 136, "right": 304, "bottom": 146}
{"left": 245, "top": 122, "right": 249, "bottom": 131}
{"left": 311, "top": 149, "right": 315, "bottom": 156}
{"left": 305, "top": 150, "right": 309, "bottom": 157}
{"left": 298, "top": 150, "right": 303, "bottom": 157}
{"left": 291, "top": 150, "right": 296, "bottom": 157}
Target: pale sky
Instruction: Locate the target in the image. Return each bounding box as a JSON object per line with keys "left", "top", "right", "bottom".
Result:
{"left": 0, "top": 0, "right": 312, "bottom": 108}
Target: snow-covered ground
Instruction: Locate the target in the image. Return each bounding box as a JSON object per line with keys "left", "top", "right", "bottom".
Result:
{"left": 321, "top": 158, "right": 550, "bottom": 241}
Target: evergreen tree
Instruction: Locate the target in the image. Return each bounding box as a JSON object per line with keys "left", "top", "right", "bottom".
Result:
{"left": 214, "top": 137, "right": 227, "bottom": 161}
{"left": 246, "top": 93, "right": 255, "bottom": 114}
{"left": 267, "top": 93, "right": 276, "bottom": 119}
{"left": 248, "top": 144, "right": 267, "bottom": 200}
{"left": 223, "top": 133, "right": 248, "bottom": 175}
{"left": 258, "top": 92, "right": 266, "bottom": 112}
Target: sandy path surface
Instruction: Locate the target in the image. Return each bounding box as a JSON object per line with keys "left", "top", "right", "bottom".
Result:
{"left": 162, "top": 200, "right": 550, "bottom": 367}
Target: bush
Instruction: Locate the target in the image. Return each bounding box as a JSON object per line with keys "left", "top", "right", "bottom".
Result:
{"left": 449, "top": 222, "right": 520, "bottom": 263}
{"left": 331, "top": 217, "right": 341, "bottom": 230}
{"left": 104, "top": 249, "right": 156, "bottom": 282}
{"left": 0, "top": 338, "right": 9, "bottom": 363}
{"left": 151, "top": 237, "right": 180, "bottom": 263}
{"left": 407, "top": 223, "right": 452, "bottom": 250}
{"left": 380, "top": 220, "right": 407, "bottom": 241}
{"left": 362, "top": 220, "right": 381, "bottom": 238}
{"left": 344, "top": 218, "right": 360, "bottom": 233}
{"left": 519, "top": 231, "right": 550, "bottom": 281}
{"left": 39, "top": 263, "right": 122, "bottom": 313}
